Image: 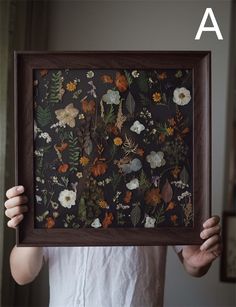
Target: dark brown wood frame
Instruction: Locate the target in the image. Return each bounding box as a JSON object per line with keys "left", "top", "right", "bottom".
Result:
{"left": 14, "top": 51, "right": 211, "bottom": 246}
{"left": 220, "top": 211, "right": 236, "bottom": 283}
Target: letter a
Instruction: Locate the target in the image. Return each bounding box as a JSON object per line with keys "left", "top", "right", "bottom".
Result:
{"left": 195, "top": 8, "right": 223, "bottom": 40}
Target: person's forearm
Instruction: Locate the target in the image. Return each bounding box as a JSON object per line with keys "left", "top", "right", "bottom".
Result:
{"left": 10, "top": 245, "right": 43, "bottom": 285}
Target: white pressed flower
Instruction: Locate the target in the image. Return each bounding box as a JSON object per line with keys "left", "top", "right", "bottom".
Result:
{"left": 34, "top": 150, "right": 43, "bottom": 157}
{"left": 36, "top": 195, "right": 42, "bottom": 202}
{"left": 86, "top": 71, "right": 94, "bottom": 78}
{"left": 177, "top": 191, "right": 192, "bottom": 201}
{"left": 102, "top": 89, "right": 120, "bottom": 105}
{"left": 144, "top": 216, "right": 156, "bottom": 228}
{"left": 53, "top": 212, "right": 59, "bottom": 218}
{"left": 51, "top": 201, "right": 59, "bottom": 209}
{"left": 173, "top": 87, "right": 191, "bottom": 106}
{"left": 126, "top": 178, "right": 139, "bottom": 190}
{"left": 78, "top": 114, "right": 85, "bottom": 120}
{"left": 76, "top": 172, "right": 83, "bottom": 178}
{"left": 130, "top": 120, "right": 145, "bottom": 134}
{"left": 105, "top": 177, "right": 112, "bottom": 184}
{"left": 131, "top": 70, "right": 140, "bottom": 78}
{"left": 58, "top": 189, "right": 77, "bottom": 209}
{"left": 91, "top": 218, "right": 102, "bottom": 228}
{"left": 120, "top": 158, "right": 142, "bottom": 174}
{"left": 55, "top": 103, "right": 79, "bottom": 128}
{"left": 146, "top": 151, "right": 166, "bottom": 168}
{"left": 58, "top": 121, "right": 66, "bottom": 128}
{"left": 52, "top": 176, "right": 58, "bottom": 183}
{"left": 46, "top": 135, "right": 52, "bottom": 143}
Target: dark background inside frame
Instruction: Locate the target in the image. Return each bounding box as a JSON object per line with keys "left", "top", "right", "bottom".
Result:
{"left": 33, "top": 68, "right": 193, "bottom": 229}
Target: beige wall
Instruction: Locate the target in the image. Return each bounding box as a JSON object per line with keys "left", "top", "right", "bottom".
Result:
{"left": 48, "top": 1, "right": 236, "bottom": 306}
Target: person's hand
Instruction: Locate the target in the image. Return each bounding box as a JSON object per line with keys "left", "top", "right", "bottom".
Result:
{"left": 181, "top": 216, "right": 222, "bottom": 276}
{"left": 4, "top": 185, "right": 28, "bottom": 228}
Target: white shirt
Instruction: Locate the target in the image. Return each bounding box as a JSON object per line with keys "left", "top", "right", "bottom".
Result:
{"left": 43, "top": 246, "right": 183, "bottom": 307}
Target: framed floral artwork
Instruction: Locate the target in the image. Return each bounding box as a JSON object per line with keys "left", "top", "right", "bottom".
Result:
{"left": 220, "top": 212, "right": 236, "bottom": 282}
{"left": 14, "top": 51, "right": 211, "bottom": 246}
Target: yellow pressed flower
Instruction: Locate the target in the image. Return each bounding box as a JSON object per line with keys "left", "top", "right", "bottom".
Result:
{"left": 79, "top": 156, "right": 90, "bottom": 166}
{"left": 98, "top": 200, "right": 108, "bottom": 208}
{"left": 152, "top": 92, "right": 161, "bottom": 103}
{"left": 166, "top": 127, "right": 174, "bottom": 135}
{"left": 66, "top": 81, "right": 77, "bottom": 92}
{"left": 113, "top": 137, "right": 123, "bottom": 146}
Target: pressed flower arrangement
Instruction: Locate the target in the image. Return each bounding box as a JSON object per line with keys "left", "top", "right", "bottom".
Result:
{"left": 33, "top": 66, "right": 194, "bottom": 229}
{"left": 15, "top": 52, "right": 211, "bottom": 245}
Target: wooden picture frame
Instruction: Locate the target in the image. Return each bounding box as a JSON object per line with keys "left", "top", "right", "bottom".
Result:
{"left": 14, "top": 51, "right": 211, "bottom": 246}
{"left": 220, "top": 212, "right": 236, "bottom": 282}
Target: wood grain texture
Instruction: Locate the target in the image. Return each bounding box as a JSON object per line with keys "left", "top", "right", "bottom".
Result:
{"left": 14, "top": 51, "right": 211, "bottom": 246}
{"left": 220, "top": 211, "right": 236, "bottom": 282}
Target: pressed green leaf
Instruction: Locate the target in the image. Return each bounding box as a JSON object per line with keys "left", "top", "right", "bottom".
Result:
{"left": 130, "top": 203, "right": 141, "bottom": 227}
{"left": 180, "top": 166, "right": 189, "bottom": 184}
{"left": 36, "top": 105, "right": 52, "bottom": 127}
{"left": 126, "top": 91, "right": 135, "bottom": 115}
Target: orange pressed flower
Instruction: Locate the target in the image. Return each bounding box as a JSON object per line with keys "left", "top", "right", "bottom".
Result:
{"left": 171, "top": 215, "right": 178, "bottom": 223}
{"left": 182, "top": 127, "right": 190, "bottom": 134}
{"left": 159, "top": 133, "right": 166, "bottom": 143}
{"left": 40, "top": 69, "right": 48, "bottom": 77}
{"left": 58, "top": 163, "right": 69, "bottom": 173}
{"left": 124, "top": 191, "right": 132, "bottom": 204}
{"left": 171, "top": 166, "right": 180, "bottom": 178}
{"left": 145, "top": 188, "right": 162, "bottom": 206}
{"left": 106, "top": 124, "right": 119, "bottom": 136}
{"left": 136, "top": 148, "right": 144, "bottom": 156}
{"left": 115, "top": 72, "right": 128, "bottom": 92}
{"left": 55, "top": 143, "right": 68, "bottom": 152}
{"left": 91, "top": 159, "right": 108, "bottom": 177}
{"left": 80, "top": 156, "right": 90, "bottom": 166}
{"left": 100, "top": 74, "right": 113, "bottom": 83}
{"left": 152, "top": 92, "right": 162, "bottom": 103}
{"left": 81, "top": 99, "right": 96, "bottom": 113}
{"left": 166, "top": 127, "right": 174, "bottom": 136}
{"left": 113, "top": 137, "right": 123, "bottom": 146}
{"left": 157, "top": 72, "right": 167, "bottom": 80}
{"left": 45, "top": 217, "right": 55, "bottom": 229}
{"left": 102, "top": 212, "right": 114, "bottom": 228}
{"left": 166, "top": 201, "right": 175, "bottom": 211}
{"left": 98, "top": 200, "right": 108, "bottom": 209}
{"left": 168, "top": 117, "right": 176, "bottom": 127}
{"left": 66, "top": 81, "right": 77, "bottom": 92}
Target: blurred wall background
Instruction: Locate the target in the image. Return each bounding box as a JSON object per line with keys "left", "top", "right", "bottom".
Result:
{"left": 1, "top": 1, "right": 235, "bottom": 306}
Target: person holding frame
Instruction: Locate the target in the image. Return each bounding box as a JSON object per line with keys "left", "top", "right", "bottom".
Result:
{"left": 4, "top": 184, "right": 222, "bottom": 307}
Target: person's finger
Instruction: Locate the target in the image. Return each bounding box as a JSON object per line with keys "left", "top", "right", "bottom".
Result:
{"left": 6, "top": 186, "right": 25, "bottom": 199}
{"left": 5, "top": 205, "right": 28, "bottom": 219}
{"left": 4, "top": 195, "right": 28, "bottom": 209}
{"left": 200, "top": 224, "right": 221, "bottom": 239}
{"left": 203, "top": 215, "right": 220, "bottom": 229}
{"left": 206, "top": 243, "right": 222, "bottom": 254}
{"left": 7, "top": 214, "right": 24, "bottom": 228}
{"left": 200, "top": 234, "right": 221, "bottom": 251}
